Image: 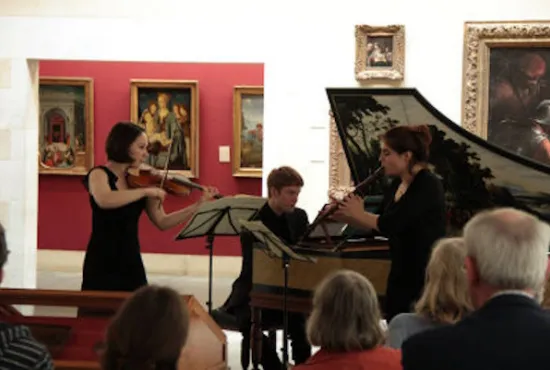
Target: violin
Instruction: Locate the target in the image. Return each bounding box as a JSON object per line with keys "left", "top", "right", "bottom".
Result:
{"left": 127, "top": 121, "right": 221, "bottom": 199}
{"left": 127, "top": 165, "right": 223, "bottom": 199}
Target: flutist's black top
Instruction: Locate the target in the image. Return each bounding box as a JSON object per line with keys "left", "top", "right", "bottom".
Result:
{"left": 378, "top": 168, "right": 446, "bottom": 321}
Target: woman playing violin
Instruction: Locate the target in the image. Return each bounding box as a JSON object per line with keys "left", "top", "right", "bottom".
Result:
{"left": 81, "top": 121, "right": 218, "bottom": 295}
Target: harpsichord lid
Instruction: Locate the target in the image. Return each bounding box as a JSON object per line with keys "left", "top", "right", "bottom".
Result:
{"left": 326, "top": 88, "right": 550, "bottom": 233}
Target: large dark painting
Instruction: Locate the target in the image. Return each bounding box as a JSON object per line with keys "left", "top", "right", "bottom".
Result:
{"left": 488, "top": 48, "right": 550, "bottom": 164}
{"left": 327, "top": 88, "right": 550, "bottom": 235}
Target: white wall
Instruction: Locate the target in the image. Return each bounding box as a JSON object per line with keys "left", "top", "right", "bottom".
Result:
{"left": 0, "top": 58, "right": 38, "bottom": 289}
{"left": 0, "top": 0, "right": 549, "bottom": 287}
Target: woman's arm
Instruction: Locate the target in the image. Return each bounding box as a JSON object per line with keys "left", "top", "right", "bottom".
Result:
{"left": 145, "top": 186, "right": 219, "bottom": 231}
{"left": 145, "top": 197, "right": 202, "bottom": 231}
{"left": 332, "top": 173, "right": 443, "bottom": 235}
{"left": 349, "top": 211, "right": 380, "bottom": 231}
{"left": 88, "top": 169, "right": 162, "bottom": 209}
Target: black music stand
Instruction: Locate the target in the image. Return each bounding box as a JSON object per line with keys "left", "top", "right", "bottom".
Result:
{"left": 175, "top": 195, "right": 267, "bottom": 314}
{"left": 239, "top": 220, "right": 316, "bottom": 368}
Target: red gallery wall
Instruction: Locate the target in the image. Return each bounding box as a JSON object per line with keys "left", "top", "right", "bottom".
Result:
{"left": 38, "top": 60, "right": 263, "bottom": 256}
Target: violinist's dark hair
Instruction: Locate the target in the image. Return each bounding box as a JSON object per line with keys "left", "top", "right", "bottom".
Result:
{"left": 381, "top": 125, "right": 432, "bottom": 169}
{"left": 101, "top": 285, "right": 190, "bottom": 370}
{"left": 105, "top": 122, "right": 146, "bottom": 163}
{"left": 267, "top": 166, "right": 304, "bottom": 197}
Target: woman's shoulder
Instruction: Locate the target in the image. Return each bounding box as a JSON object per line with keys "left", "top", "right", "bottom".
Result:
{"left": 388, "top": 312, "right": 423, "bottom": 328}
{"left": 295, "top": 347, "right": 401, "bottom": 370}
{"left": 389, "top": 312, "right": 439, "bottom": 332}
{"left": 83, "top": 165, "right": 117, "bottom": 191}
{"left": 417, "top": 167, "right": 439, "bottom": 180}
{"left": 415, "top": 168, "right": 443, "bottom": 189}
{"left": 357, "top": 346, "right": 402, "bottom": 367}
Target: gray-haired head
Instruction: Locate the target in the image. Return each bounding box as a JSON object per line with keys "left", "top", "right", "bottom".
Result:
{"left": 464, "top": 208, "right": 550, "bottom": 296}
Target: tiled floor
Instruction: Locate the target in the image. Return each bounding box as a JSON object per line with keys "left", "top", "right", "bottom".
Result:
{"left": 35, "top": 270, "right": 292, "bottom": 370}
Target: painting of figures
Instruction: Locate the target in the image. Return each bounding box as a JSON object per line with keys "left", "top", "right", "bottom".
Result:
{"left": 130, "top": 80, "right": 199, "bottom": 178}
{"left": 462, "top": 21, "right": 550, "bottom": 168}
{"left": 233, "top": 86, "right": 264, "bottom": 177}
{"left": 355, "top": 24, "right": 405, "bottom": 81}
{"left": 38, "top": 77, "right": 94, "bottom": 175}
{"left": 366, "top": 36, "right": 394, "bottom": 67}
{"left": 487, "top": 48, "right": 550, "bottom": 165}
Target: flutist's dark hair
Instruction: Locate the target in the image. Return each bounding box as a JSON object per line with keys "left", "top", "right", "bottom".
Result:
{"left": 381, "top": 125, "right": 432, "bottom": 165}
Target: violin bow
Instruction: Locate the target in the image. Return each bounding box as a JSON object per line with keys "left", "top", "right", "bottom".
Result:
{"left": 157, "top": 130, "right": 176, "bottom": 208}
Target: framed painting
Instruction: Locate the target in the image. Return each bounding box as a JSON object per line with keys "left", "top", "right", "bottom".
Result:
{"left": 38, "top": 77, "right": 94, "bottom": 175}
{"left": 232, "top": 86, "right": 264, "bottom": 178}
{"left": 462, "top": 21, "right": 550, "bottom": 166}
{"left": 130, "top": 79, "right": 199, "bottom": 178}
{"left": 355, "top": 24, "right": 405, "bottom": 82}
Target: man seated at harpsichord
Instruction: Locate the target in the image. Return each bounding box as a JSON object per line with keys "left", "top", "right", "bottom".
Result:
{"left": 0, "top": 222, "right": 54, "bottom": 370}
{"left": 213, "top": 166, "right": 311, "bottom": 369}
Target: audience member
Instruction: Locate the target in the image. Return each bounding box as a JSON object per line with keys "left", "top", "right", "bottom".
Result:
{"left": 402, "top": 208, "right": 550, "bottom": 370}
{"left": 101, "top": 285, "right": 190, "bottom": 370}
{"left": 0, "top": 222, "right": 54, "bottom": 370}
{"left": 387, "top": 237, "right": 472, "bottom": 348}
{"left": 294, "top": 270, "right": 401, "bottom": 370}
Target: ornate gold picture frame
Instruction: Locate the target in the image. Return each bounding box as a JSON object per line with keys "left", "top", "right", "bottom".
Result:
{"left": 232, "top": 86, "right": 264, "bottom": 178}
{"left": 130, "top": 79, "right": 199, "bottom": 178}
{"left": 329, "top": 110, "right": 354, "bottom": 199}
{"left": 38, "top": 77, "right": 94, "bottom": 175}
{"left": 462, "top": 21, "right": 550, "bottom": 165}
{"left": 355, "top": 25, "right": 405, "bottom": 82}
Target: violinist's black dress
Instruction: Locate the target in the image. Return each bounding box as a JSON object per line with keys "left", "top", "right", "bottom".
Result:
{"left": 81, "top": 166, "right": 148, "bottom": 292}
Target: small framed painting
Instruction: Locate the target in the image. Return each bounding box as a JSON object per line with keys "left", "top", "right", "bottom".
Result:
{"left": 130, "top": 79, "right": 199, "bottom": 178}
{"left": 38, "top": 77, "right": 94, "bottom": 175}
{"left": 233, "top": 86, "right": 264, "bottom": 178}
{"left": 355, "top": 24, "right": 405, "bottom": 82}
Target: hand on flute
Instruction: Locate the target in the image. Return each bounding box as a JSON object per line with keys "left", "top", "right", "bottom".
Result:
{"left": 331, "top": 193, "right": 365, "bottom": 224}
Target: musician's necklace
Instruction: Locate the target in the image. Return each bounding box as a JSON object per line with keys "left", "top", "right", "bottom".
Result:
{"left": 395, "top": 183, "right": 408, "bottom": 201}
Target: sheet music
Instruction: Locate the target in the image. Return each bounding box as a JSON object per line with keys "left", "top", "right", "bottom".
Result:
{"left": 194, "top": 195, "right": 266, "bottom": 213}
{"left": 239, "top": 220, "right": 316, "bottom": 263}
{"left": 175, "top": 196, "right": 267, "bottom": 239}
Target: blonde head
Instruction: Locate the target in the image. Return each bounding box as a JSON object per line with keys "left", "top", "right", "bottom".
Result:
{"left": 307, "top": 270, "right": 384, "bottom": 352}
{"left": 414, "top": 237, "right": 473, "bottom": 324}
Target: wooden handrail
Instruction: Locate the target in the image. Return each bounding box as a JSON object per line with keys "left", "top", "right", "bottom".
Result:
{"left": 0, "top": 288, "right": 131, "bottom": 309}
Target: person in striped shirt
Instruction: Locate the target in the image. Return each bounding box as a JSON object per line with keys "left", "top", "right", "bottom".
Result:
{"left": 0, "top": 222, "right": 54, "bottom": 370}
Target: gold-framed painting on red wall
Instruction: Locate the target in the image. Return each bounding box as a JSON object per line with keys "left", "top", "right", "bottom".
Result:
{"left": 38, "top": 77, "right": 95, "bottom": 176}
{"left": 232, "top": 86, "right": 264, "bottom": 178}
{"left": 130, "top": 79, "right": 200, "bottom": 179}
